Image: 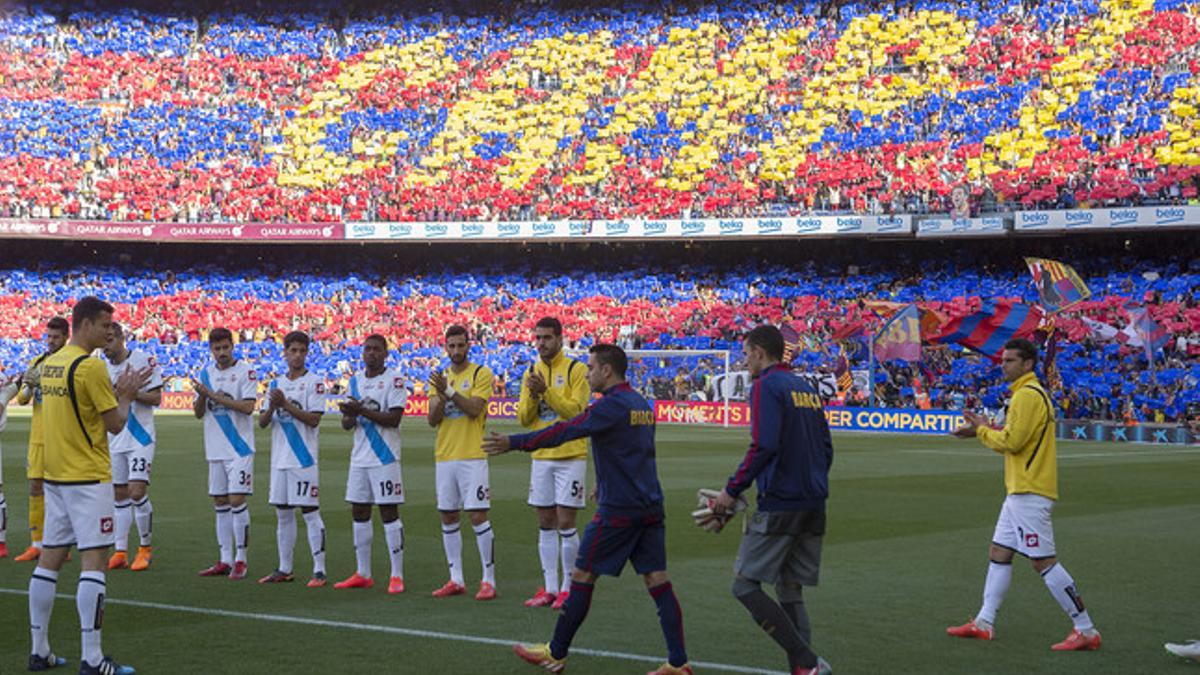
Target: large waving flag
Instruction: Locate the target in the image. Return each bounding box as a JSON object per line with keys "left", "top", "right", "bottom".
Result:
{"left": 1024, "top": 257, "right": 1091, "bottom": 313}
{"left": 932, "top": 300, "right": 1045, "bottom": 359}
{"left": 873, "top": 303, "right": 922, "bottom": 362}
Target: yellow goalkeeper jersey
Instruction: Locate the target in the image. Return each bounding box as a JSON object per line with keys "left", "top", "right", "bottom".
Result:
{"left": 41, "top": 345, "right": 118, "bottom": 483}
{"left": 433, "top": 361, "right": 493, "bottom": 462}
{"left": 19, "top": 353, "right": 51, "bottom": 447}
{"left": 516, "top": 350, "right": 589, "bottom": 461}
{"left": 976, "top": 372, "right": 1058, "bottom": 500}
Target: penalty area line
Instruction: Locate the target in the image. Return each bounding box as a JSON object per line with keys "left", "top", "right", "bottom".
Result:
{"left": 0, "top": 588, "right": 781, "bottom": 675}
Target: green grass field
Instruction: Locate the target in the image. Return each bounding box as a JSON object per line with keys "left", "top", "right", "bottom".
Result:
{"left": 1, "top": 414, "right": 1197, "bottom": 674}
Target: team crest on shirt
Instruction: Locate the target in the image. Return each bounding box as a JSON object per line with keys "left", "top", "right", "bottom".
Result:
{"left": 1025, "top": 532, "right": 1040, "bottom": 548}
{"left": 247, "top": 370, "right": 258, "bottom": 381}
{"left": 393, "top": 377, "right": 404, "bottom": 388}
{"left": 100, "top": 517, "right": 114, "bottom": 534}
{"left": 315, "top": 383, "right": 326, "bottom": 394}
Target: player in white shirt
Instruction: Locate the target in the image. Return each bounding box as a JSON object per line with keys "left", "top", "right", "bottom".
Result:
{"left": 0, "top": 372, "right": 20, "bottom": 558}
{"left": 334, "top": 334, "right": 408, "bottom": 594}
{"left": 257, "top": 331, "right": 328, "bottom": 587}
{"left": 102, "top": 323, "right": 163, "bottom": 573}
{"left": 191, "top": 327, "right": 258, "bottom": 581}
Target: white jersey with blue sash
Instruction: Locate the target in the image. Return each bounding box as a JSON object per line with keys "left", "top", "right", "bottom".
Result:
{"left": 105, "top": 348, "right": 163, "bottom": 454}
{"left": 199, "top": 360, "right": 258, "bottom": 461}
{"left": 268, "top": 371, "right": 325, "bottom": 470}
{"left": 348, "top": 368, "right": 407, "bottom": 468}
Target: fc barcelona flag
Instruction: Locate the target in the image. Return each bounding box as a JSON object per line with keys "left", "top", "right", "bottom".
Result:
{"left": 1024, "top": 257, "right": 1091, "bottom": 313}
{"left": 780, "top": 321, "right": 802, "bottom": 364}
{"left": 932, "top": 300, "right": 1045, "bottom": 359}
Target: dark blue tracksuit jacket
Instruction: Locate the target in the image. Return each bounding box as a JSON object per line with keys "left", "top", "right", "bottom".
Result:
{"left": 509, "top": 382, "right": 663, "bottom": 517}
{"left": 726, "top": 364, "right": 833, "bottom": 512}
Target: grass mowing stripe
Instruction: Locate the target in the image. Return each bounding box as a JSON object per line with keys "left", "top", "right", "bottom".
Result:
{"left": 0, "top": 588, "right": 782, "bottom": 675}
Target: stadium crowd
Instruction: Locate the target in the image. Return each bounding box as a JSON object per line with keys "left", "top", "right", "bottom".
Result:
{"left": 2, "top": 0, "right": 1200, "bottom": 222}
{"left": 0, "top": 237, "right": 1197, "bottom": 425}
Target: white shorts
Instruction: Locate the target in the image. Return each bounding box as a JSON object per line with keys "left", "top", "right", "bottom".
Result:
{"left": 527, "top": 459, "right": 587, "bottom": 509}
{"left": 111, "top": 445, "right": 155, "bottom": 485}
{"left": 269, "top": 466, "right": 320, "bottom": 508}
{"left": 436, "top": 459, "right": 490, "bottom": 512}
{"left": 345, "top": 463, "right": 404, "bottom": 505}
{"left": 992, "top": 493, "right": 1057, "bottom": 559}
{"left": 208, "top": 456, "right": 255, "bottom": 496}
{"left": 43, "top": 482, "right": 116, "bottom": 551}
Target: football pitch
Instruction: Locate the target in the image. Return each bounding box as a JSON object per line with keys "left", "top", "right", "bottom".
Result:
{"left": 1, "top": 415, "right": 1197, "bottom": 674}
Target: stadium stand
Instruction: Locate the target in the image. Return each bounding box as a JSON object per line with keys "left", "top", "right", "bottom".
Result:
{"left": 0, "top": 237, "right": 1197, "bottom": 424}
{"left": 2, "top": 0, "right": 1200, "bottom": 221}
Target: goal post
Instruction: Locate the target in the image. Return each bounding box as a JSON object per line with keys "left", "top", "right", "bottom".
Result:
{"left": 567, "top": 348, "right": 734, "bottom": 427}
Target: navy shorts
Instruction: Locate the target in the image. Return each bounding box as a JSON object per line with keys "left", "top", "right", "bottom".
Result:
{"left": 576, "top": 512, "right": 667, "bottom": 577}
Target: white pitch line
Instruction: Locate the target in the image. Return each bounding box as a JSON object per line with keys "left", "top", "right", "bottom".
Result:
{"left": 901, "top": 448, "right": 1200, "bottom": 459}
{"left": 0, "top": 588, "right": 782, "bottom": 675}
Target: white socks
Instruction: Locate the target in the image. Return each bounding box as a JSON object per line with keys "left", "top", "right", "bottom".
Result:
{"left": 113, "top": 499, "right": 132, "bottom": 552}
{"left": 353, "top": 520, "right": 373, "bottom": 578}
{"left": 77, "top": 571, "right": 105, "bottom": 667}
{"left": 231, "top": 504, "right": 250, "bottom": 564}
{"left": 538, "top": 528, "right": 558, "bottom": 592}
{"left": 384, "top": 519, "right": 405, "bottom": 579}
{"left": 29, "top": 567, "right": 57, "bottom": 657}
{"left": 276, "top": 509, "right": 297, "bottom": 574}
{"left": 474, "top": 521, "right": 495, "bottom": 585}
{"left": 303, "top": 510, "right": 326, "bottom": 576}
{"left": 976, "top": 561, "right": 1012, "bottom": 626}
{"left": 215, "top": 505, "right": 233, "bottom": 565}
{"left": 558, "top": 528, "right": 578, "bottom": 594}
{"left": 442, "top": 523, "right": 464, "bottom": 585}
{"left": 1041, "top": 563, "right": 1094, "bottom": 632}
{"left": 133, "top": 497, "right": 153, "bottom": 547}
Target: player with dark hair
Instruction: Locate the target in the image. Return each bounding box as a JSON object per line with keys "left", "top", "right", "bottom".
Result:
{"left": 259, "top": 331, "right": 328, "bottom": 587}
{"left": 193, "top": 326, "right": 258, "bottom": 580}
{"left": 14, "top": 316, "right": 70, "bottom": 562}
{"left": 336, "top": 334, "right": 408, "bottom": 593}
{"left": 428, "top": 324, "right": 498, "bottom": 600}
{"left": 484, "top": 344, "right": 692, "bottom": 675}
{"left": 102, "top": 321, "right": 163, "bottom": 572}
{"left": 948, "top": 338, "right": 1101, "bottom": 651}
{"left": 517, "top": 316, "right": 590, "bottom": 609}
{"left": 29, "top": 295, "right": 150, "bottom": 674}
{"left": 713, "top": 324, "right": 834, "bottom": 675}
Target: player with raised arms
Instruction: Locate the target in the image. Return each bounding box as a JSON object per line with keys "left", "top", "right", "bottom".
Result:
{"left": 192, "top": 327, "right": 258, "bottom": 580}
{"left": 258, "top": 331, "right": 328, "bottom": 587}
{"left": 427, "top": 324, "right": 498, "bottom": 601}
{"left": 484, "top": 344, "right": 692, "bottom": 675}
{"left": 334, "top": 334, "right": 407, "bottom": 594}
{"left": 102, "top": 322, "right": 163, "bottom": 573}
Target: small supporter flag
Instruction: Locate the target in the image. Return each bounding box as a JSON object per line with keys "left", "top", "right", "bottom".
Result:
{"left": 1024, "top": 257, "right": 1091, "bottom": 313}
{"left": 1123, "top": 305, "right": 1170, "bottom": 362}
{"left": 933, "top": 300, "right": 1045, "bottom": 359}
{"left": 873, "top": 304, "right": 922, "bottom": 362}
{"left": 833, "top": 352, "right": 853, "bottom": 393}
{"left": 780, "top": 321, "right": 802, "bottom": 364}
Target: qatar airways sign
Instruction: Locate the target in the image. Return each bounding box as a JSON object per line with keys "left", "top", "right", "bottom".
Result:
{"left": 0, "top": 220, "right": 343, "bottom": 242}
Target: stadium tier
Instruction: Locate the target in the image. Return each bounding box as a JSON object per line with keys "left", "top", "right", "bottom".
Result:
{"left": 0, "top": 238, "right": 1197, "bottom": 423}
{"left": 2, "top": 0, "right": 1200, "bottom": 222}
